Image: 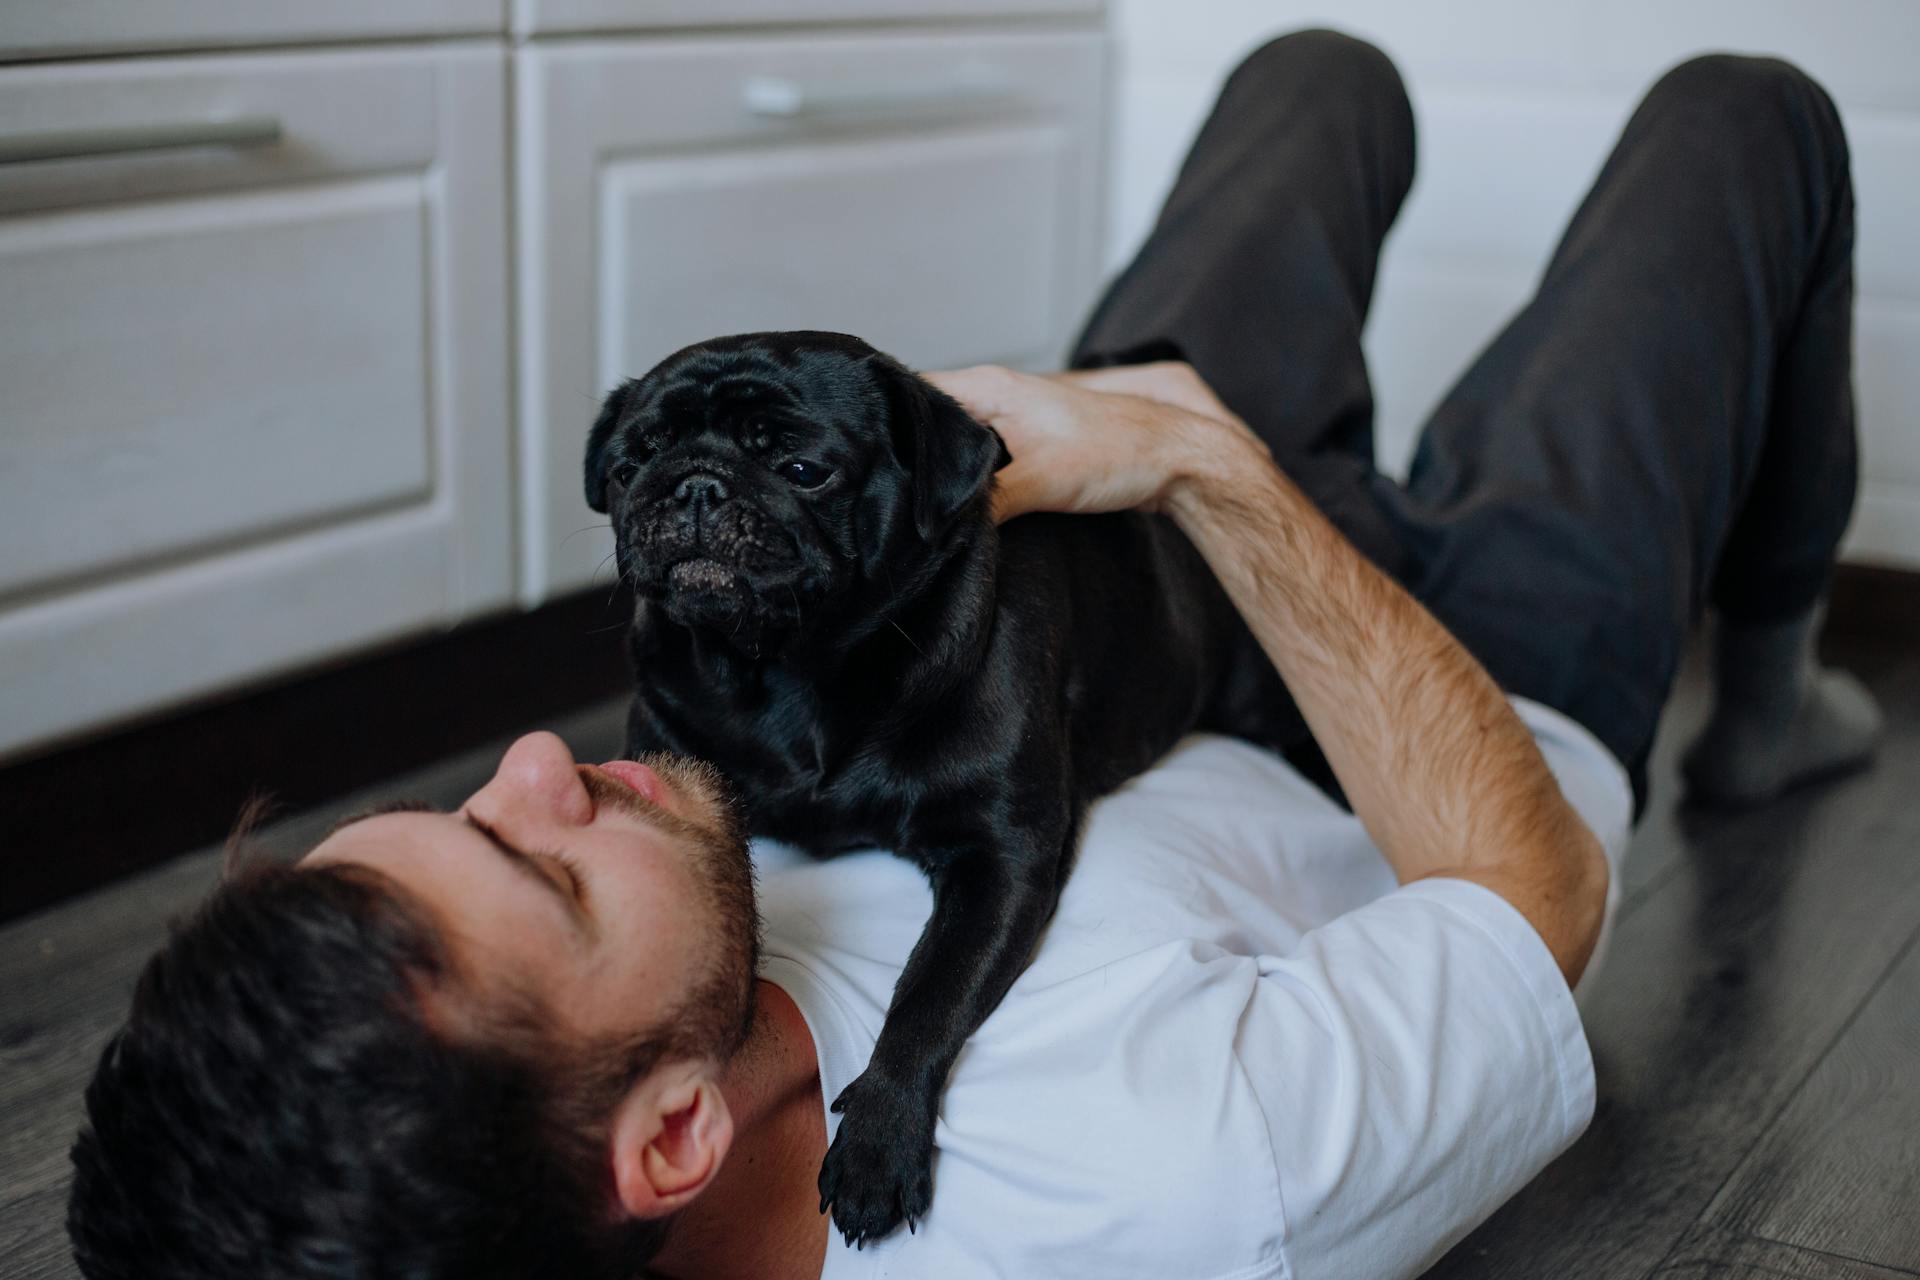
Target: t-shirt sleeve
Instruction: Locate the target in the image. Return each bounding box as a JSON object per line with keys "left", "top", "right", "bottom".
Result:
{"left": 1233, "top": 876, "right": 1595, "bottom": 1280}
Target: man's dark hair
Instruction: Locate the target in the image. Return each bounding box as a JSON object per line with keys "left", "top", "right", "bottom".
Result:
{"left": 67, "top": 859, "right": 731, "bottom": 1279}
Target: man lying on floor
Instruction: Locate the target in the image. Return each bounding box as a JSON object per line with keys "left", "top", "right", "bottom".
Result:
{"left": 68, "top": 33, "right": 1880, "bottom": 1280}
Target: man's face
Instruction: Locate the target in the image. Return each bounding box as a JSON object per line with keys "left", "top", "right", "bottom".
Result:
{"left": 304, "top": 731, "right": 755, "bottom": 1048}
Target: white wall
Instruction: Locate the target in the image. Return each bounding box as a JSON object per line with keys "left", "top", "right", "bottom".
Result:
{"left": 1106, "top": 0, "right": 1920, "bottom": 567}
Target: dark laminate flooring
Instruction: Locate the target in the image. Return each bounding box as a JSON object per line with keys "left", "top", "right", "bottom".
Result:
{"left": 2, "top": 632, "right": 1916, "bottom": 1279}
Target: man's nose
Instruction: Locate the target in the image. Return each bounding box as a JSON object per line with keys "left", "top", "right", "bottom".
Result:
{"left": 673, "top": 472, "right": 730, "bottom": 515}
{"left": 470, "top": 731, "right": 593, "bottom": 825}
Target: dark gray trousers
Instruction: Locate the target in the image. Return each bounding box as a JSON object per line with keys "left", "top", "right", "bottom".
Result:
{"left": 1072, "top": 31, "right": 1860, "bottom": 808}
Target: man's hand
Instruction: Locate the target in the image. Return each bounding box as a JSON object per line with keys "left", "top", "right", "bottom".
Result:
{"left": 925, "top": 364, "right": 1263, "bottom": 524}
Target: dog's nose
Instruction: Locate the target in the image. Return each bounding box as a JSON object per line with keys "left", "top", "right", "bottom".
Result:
{"left": 673, "top": 473, "right": 731, "bottom": 509}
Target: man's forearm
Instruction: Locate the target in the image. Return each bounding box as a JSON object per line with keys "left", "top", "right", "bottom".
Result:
{"left": 1165, "top": 427, "right": 1608, "bottom": 984}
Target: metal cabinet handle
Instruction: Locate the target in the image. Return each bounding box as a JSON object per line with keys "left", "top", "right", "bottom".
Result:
{"left": 0, "top": 116, "right": 283, "bottom": 166}
{"left": 742, "top": 71, "right": 1015, "bottom": 119}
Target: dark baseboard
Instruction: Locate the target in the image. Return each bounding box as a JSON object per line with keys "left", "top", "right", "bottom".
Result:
{"left": 1827, "top": 561, "right": 1920, "bottom": 645}
{"left": 3, "top": 564, "right": 1913, "bottom": 926}
{"left": 0, "top": 589, "right": 634, "bottom": 926}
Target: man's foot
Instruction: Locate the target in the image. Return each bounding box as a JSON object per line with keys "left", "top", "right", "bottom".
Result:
{"left": 1682, "top": 607, "right": 1883, "bottom": 807}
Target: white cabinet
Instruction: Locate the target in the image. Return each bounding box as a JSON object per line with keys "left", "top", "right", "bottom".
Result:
{"left": 0, "top": 47, "right": 512, "bottom": 758}
{"left": 0, "top": 9, "right": 1108, "bottom": 761}
{"left": 517, "top": 30, "right": 1108, "bottom": 601}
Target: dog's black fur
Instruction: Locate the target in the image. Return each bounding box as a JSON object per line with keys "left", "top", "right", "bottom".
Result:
{"left": 586, "top": 331, "right": 1295, "bottom": 1245}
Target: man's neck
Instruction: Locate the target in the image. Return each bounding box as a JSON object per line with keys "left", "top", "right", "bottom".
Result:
{"left": 651, "top": 980, "right": 828, "bottom": 1280}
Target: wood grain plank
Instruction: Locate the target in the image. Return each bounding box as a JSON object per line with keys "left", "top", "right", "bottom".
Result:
{"left": 0, "top": 1182, "right": 81, "bottom": 1280}
{"left": 1656, "top": 1223, "right": 1920, "bottom": 1279}
{"left": 1690, "top": 927, "right": 1920, "bottom": 1268}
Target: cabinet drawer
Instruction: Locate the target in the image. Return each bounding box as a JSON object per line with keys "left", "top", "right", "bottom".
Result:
{"left": 0, "top": 1, "right": 504, "bottom": 62}
{"left": 0, "top": 48, "right": 512, "bottom": 760}
{"left": 514, "top": 0, "right": 1097, "bottom": 37}
{"left": 1, "top": 181, "right": 434, "bottom": 600}
{"left": 518, "top": 30, "right": 1108, "bottom": 600}
{"left": 0, "top": 54, "right": 443, "bottom": 218}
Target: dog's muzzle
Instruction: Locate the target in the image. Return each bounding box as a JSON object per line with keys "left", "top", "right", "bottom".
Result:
{"left": 621, "top": 476, "right": 810, "bottom": 636}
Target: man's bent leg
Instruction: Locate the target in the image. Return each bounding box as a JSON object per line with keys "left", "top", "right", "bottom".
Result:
{"left": 1070, "top": 29, "right": 1416, "bottom": 572}
{"left": 1681, "top": 68, "right": 1882, "bottom": 804}
{"left": 1394, "top": 55, "right": 1875, "bottom": 809}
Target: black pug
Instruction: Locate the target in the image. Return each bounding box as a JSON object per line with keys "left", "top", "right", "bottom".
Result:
{"left": 585, "top": 331, "right": 1295, "bottom": 1245}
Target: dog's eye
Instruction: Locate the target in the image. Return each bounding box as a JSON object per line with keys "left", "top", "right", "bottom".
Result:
{"left": 612, "top": 461, "right": 640, "bottom": 488}
{"left": 781, "top": 459, "right": 834, "bottom": 490}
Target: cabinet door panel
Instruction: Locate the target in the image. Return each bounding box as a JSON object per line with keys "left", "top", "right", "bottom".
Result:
{"left": 0, "top": 48, "right": 511, "bottom": 760}
{"left": 520, "top": 31, "right": 1107, "bottom": 600}
{"left": 0, "top": 179, "right": 433, "bottom": 598}
{"left": 602, "top": 126, "right": 1070, "bottom": 384}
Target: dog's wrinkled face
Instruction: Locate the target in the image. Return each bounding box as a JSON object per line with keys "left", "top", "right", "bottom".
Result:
{"left": 585, "top": 331, "right": 1008, "bottom": 656}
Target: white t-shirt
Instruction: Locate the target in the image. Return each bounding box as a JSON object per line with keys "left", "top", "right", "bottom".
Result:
{"left": 754, "top": 699, "right": 1632, "bottom": 1280}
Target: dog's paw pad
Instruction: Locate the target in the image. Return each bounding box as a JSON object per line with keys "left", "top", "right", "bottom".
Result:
{"left": 817, "top": 1072, "right": 936, "bottom": 1247}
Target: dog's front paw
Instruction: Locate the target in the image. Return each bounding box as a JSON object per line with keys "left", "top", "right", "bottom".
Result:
{"left": 817, "top": 1070, "right": 936, "bottom": 1247}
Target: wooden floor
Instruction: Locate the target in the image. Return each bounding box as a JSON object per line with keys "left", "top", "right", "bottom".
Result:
{"left": 2, "top": 632, "right": 1916, "bottom": 1279}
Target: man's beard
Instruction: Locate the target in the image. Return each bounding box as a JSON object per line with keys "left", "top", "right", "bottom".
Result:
{"left": 585, "top": 754, "right": 761, "bottom": 1061}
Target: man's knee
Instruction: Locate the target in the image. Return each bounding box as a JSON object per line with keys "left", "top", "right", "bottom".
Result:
{"left": 1226, "top": 28, "right": 1409, "bottom": 118}
{"left": 1647, "top": 54, "right": 1849, "bottom": 184}
{"left": 1217, "top": 29, "right": 1415, "bottom": 184}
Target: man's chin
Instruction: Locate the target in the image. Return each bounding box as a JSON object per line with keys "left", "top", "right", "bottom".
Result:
{"left": 633, "top": 749, "right": 759, "bottom": 1040}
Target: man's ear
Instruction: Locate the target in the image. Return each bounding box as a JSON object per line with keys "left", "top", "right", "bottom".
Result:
{"left": 584, "top": 379, "right": 641, "bottom": 515}
{"left": 609, "top": 1063, "right": 735, "bottom": 1220}
{"left": 879, "top": 355, "right": 1012, "bottom": 542}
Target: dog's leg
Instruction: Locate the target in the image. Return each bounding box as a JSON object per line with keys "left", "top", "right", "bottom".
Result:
{"left": 817, "top": 833, "right": 1067, "bottom": 1245}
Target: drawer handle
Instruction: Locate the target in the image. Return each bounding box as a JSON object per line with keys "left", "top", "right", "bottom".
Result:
{"left": 0, "top": 116, "right": 283, "bottom": 166}
{"left": 743, "top": 71, "right": 1014, "bottom": 119}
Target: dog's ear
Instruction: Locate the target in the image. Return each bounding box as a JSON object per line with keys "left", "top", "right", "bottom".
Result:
{"left": 878, "top": 356, "right": 1013, "bottom": 541}
{"left": 584, "top": 380, "right": 640, "bottom": 514}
